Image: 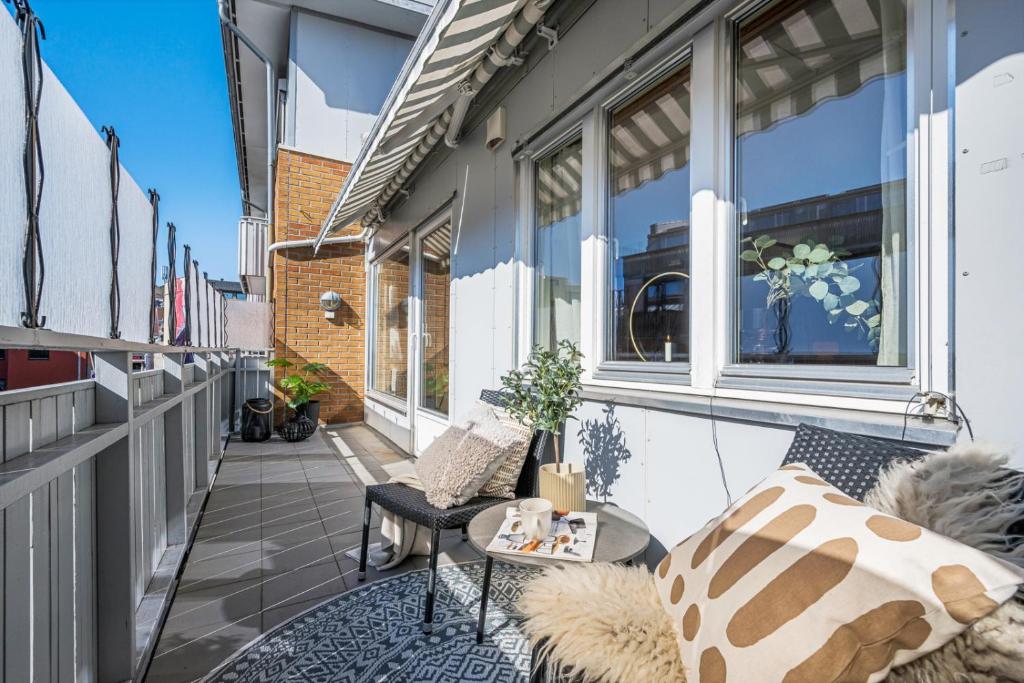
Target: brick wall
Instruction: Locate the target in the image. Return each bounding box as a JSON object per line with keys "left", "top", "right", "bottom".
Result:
{"left": 273, "top": 148, "right": 365, "bottom": 425}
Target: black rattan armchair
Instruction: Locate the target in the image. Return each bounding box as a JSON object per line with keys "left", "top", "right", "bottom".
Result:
{"left": 358, "top": 389, "right": 549, "bottom": 633}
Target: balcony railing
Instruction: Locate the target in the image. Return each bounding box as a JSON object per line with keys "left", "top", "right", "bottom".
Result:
{"left": 0, "top": 5, "right": 275, "bottom": 680}
{"left": 0, "top": 342, "right": 242, "bottom": 681}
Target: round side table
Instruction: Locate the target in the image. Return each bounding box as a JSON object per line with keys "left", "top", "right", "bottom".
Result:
{"left": 467, "top": 499, "right": 650, "bottom": 644}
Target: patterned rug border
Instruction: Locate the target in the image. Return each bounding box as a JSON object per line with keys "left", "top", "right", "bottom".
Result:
{"left": 198, "top": 560, "right": 490, "bottom": 682}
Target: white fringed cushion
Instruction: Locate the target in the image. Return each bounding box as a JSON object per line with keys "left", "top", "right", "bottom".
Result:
{"left": 415, "top": 403, "right": 531, "bottom": 509}
{"left": 654, "top": 463, "right": 1024, "bottom": 683}
{"left": 479, "top": 404, "right": 533, "bottom": 498}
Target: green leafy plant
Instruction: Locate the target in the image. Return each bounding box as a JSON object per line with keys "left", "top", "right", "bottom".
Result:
{"left": 266, "top": 358, "right": 330, "bottom": 411}
{"left": 741, "top": 235, "right": 882, "bottom": 349}
{"left": 500, "top": 340, "right": 584, "bottom": 472}
{"left": 423, "top": 364, "right": 449, "bottom": 410}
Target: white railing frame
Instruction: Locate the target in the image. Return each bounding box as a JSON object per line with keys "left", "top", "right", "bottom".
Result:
{"left": 0, "top": 325, "right": 248, "bottom": 682}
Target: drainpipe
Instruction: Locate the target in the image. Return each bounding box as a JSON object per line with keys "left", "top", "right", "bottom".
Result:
{"left": 218, "top": 0, "right": 276, "bottom": 291}
{"left": 269, "top": 228, "right": 371, "bottom": 253}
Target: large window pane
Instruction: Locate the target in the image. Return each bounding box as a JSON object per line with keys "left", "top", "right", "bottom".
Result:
{"left": 420, "top": 223, "right": 451, "bottom": 414}
{"left": 534, "top": 138, "right": 582, "bottom": 350}
{"left": 372, "top": 245, "right": 409, "bottom": 399}
{"left": 736, "top": 0, "right": 908, "bottom": 366}
{"left": 608, "top": 65, "right": 691, "bottom": 363}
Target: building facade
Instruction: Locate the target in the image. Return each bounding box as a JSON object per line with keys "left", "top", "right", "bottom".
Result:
{"left": 309, "top": 0, "right": 1023, "bottom": 554}
{"left": 221, "top": 0, "right": 433, "bottom": 423}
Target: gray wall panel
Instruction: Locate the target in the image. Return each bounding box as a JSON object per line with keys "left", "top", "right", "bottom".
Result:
{"left": 954, "top": 0, "right": 1024, "bottom": 460}
{"left": 3, "top": 403, "right": 30, "bottom": 462}
{"left": 5, "top": 497, "right": 31, "bottom": 683}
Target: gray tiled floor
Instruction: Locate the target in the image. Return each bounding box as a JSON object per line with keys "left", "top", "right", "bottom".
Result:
{"left": 144, "top": 425, "right": 482, "bottom": 683}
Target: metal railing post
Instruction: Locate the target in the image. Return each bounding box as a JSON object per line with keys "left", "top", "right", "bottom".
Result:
{"left": 210, "top": 352, "right": 223, "bottom": 459}
{"left": 192, "top": 353, "right": 210, "bottom": 491}
{"left": 92, "top": 350, "right": 136, "bottom": 682}
{"left": 162, "top": 352, "right": 187, "bottom": 545}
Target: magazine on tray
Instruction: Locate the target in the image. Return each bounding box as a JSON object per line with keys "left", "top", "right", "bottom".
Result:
{"left": 485, "top": 508, "right": 598, "bottom": 562}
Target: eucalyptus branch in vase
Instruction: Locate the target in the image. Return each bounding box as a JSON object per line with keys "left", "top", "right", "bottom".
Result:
{"left": 740, "top": 235, "right": 883, "bottom": 350}
{"left": 499, "top": 340, "right": 584, "bottom": 474}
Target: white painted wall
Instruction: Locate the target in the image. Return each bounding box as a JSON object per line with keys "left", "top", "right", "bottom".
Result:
{"left": 287, "top": 10, "right": 413, "bottom": 163}
{"left": 953, "top": 0, "right": 1024, "bottom": 456}
{"left": 363, "top": 0, "right": 1022, "bottom": 558}
{"left": 0, "top": 10, "right": 225, "bottom": 346}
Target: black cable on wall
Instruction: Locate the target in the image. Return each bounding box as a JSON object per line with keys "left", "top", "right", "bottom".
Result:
{"left": 13, "top": 0, "right": 47, "bottom": 329}
{"left": 204, "top": 271, "right": 211, "bottom": 347}
{"left": 167, "top": 223, "right": 177, "bottom": 344}
{"left": 183, "top": 244, "right": 193, "bottom": 346}
{"left": 148, "top": 189, "right": 160, "bottom": 343}
{"left": 193, "top": 259, "right": 202, "bottom": 347}
{"left": 102, "top": 125, "right": 122, "bottom": 339}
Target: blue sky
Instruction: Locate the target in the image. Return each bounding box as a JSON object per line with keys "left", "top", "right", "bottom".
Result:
{"left": 5, "top": 0, "right": 241, "bottom": 281}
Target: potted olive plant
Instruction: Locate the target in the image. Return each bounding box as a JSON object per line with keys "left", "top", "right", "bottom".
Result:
{"left": 500, "top": 340, "right": 585, "bottom": 512}
{"left": 266, "top": 358, "right": 329, "bottom": 424}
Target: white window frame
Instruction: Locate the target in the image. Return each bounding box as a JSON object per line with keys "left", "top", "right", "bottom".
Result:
{"left": 366, "top": 236, "right": 412, "bottom": 414}
{"left": 511, "top": 0, "right": 951, "bottom": 407}
{"left": 714, "top": 0, "right": 929, "bottom": 400}
{"left": 519, "top": 128, "right": 586, "bottom": 358}
{"left": 411, "top": 210, "right": 455, "bottom": 421}
{"left": 593, "top": 46, "right": 695, "bottom": 385}
{"left": 515, "top": 125, "right": 586, "bottom": 365}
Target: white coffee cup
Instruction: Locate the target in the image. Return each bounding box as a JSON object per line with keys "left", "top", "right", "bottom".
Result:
{"left": 519, "top": 498, "right": 553, "bottom": 540}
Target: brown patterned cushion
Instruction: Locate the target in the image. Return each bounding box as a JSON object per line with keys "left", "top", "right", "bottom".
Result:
{"left": 478, "top": 402, "right": 533, "bottom": 499}
{"left": 654, "top": 463, "right": 1024, "bottom": 683}
{"left": 414, "top": 403, "right": 531, "bottom": 509}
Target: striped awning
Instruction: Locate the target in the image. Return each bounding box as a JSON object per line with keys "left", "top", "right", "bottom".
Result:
{"left": 317, "top": 0, "right": 528, "bottom": 243}
{"left": 610, "top": 65, "right": 691, "bottom": 196}
{"left": 736, "top": 0, "right": 905, "bottom": 137}
{"left": 319, "top": 0, "right": 901, "bottom": 245}
{"left": 536, "top": 138, "right": 582, "bottom": 225}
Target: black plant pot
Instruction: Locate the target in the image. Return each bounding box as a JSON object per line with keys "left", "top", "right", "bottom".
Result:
{"left": 280, "top": 415, "right": 316, "bottom": 442}
{"left": 297, "top": 400, "right": 321, "bottom": 425}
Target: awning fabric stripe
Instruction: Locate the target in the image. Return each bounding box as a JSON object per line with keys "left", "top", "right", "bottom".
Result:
{"left": 320, "top": 0, "right": 894, "bottom": 242}
{"left": 534, "top": 0, "right": 895, "bottom": 204}
{"left": 319, "top": 0, "right": 526, "bottom": 236}
{"left": 737, "top": 0, "right": 904, "bottom": 136}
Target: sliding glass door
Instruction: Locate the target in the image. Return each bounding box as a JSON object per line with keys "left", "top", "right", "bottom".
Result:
{"left": 367, "top": 214, "right": 452, "bottom": 454}
{"left": 412, "top": 217, "right": 452, "bottom": 453}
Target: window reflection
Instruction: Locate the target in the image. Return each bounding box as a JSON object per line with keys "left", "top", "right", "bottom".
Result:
{"left": 735, "top": 0, "right": 908, "bottom": 366}
{"left": 534, "top": 138, "right": 583, "bottom": 351}
{"left": 420, "top": 223, "right": 451, "bottom": 414}
{"left": 608, "top": 65, "right": 691, "bottom": 363}
{"left": 372, "top": 245, "right": 409, "bottom": 399}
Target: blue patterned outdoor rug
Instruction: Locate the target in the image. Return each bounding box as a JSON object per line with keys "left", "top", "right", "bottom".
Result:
{"left": 203, "top": 562, "right": 538, "bottom": 682}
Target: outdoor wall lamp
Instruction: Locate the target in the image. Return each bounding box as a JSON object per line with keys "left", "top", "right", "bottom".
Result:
{"left": 319, "top": 290, "right": 342, "bottom": 319}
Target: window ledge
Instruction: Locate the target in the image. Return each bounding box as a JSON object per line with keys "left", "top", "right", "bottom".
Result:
{"left": 716, "top": 374, "right": 918, "bottom": 401}
{"left": 593, "top": 362, "right": 691, "bottom": 386}
{"left": 365, "top": 390, "right": 408, "bottom": 415}
{"left": 578, "top": 385, "right": 958, "bottom": 447}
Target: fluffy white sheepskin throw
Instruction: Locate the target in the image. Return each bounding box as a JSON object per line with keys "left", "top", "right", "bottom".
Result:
{"left": 868, "top": 443, "right": 1024, "bottom": 682}
{"left": 519, "top": 563, "right": 685, "bottom": 683}
{"left": 865, "top": 442, "right": 1024, "bottom": 566}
